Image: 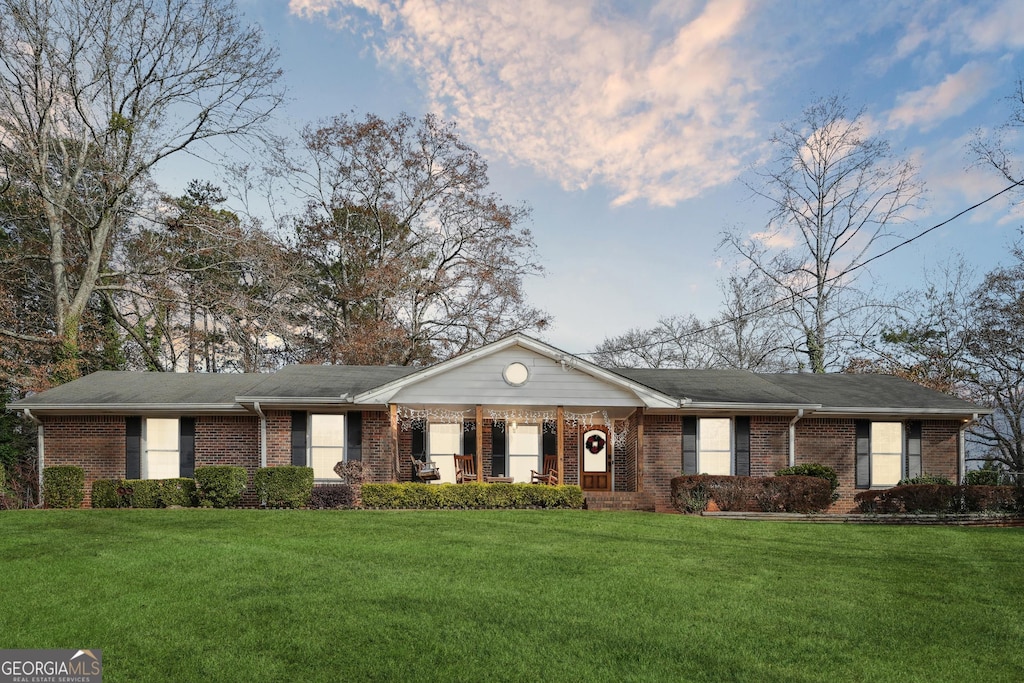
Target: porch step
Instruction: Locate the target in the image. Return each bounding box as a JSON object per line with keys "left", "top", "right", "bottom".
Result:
{"left": 584, "top": 491, "right": 656, "bottom": 512}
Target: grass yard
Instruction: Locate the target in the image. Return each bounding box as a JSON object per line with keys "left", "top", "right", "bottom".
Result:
{"left": 1, "top": 510, "right": 1022, "bottom": 682}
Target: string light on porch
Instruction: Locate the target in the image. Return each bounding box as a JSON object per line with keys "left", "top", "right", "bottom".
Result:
{"left": 396, "top": 406, "right": 473, "bottom": 431}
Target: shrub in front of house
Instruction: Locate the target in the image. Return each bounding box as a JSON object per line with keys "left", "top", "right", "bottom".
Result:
{"left": 897, "top": 473, "right": 954, "bottom": 486}
{"left": 360, "top": 483, "right": 585, "bottom": 509}
{"left": 964, "top": 469, "right": 1001, "bottom": 486}
{"left": 308, "top": 484, "right": 358, "bottom": 509}
{"left": 195, "top": 466, "right": 248, "bottom": 508}
{"left": 671, "top": 475, "right": 832, "bottom": 514}
{"left": 854, "top": 484, "right": 1020, "bottom": 514}
{"left": 91, "top": 478, "right": 199, "bottom": 508}
{"left": 776, "top": 463, "right": 840, "bottom": 502}
{"left": 254, "top": 466, "right": 314, "bottom": 508}
{"left": 42, "top": 465, "right": 84, "bottom": 508}
{"left": 756, "top": 476, "right": 833, "bottom": 513}
{"left": 91, "top": 479, "right": 122, "bottom": 508}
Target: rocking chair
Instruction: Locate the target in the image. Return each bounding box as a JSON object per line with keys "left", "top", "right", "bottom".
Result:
{"left": 454, "top": 454, "right": 479, "bottom": 483}
{"left": 531, "top": 455, "right": 559, "bottom": 485}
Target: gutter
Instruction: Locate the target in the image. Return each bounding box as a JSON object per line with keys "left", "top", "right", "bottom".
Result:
{"left": 22, "top": 409, "right": 43, "bottom": 507}
{"left": 959, "top": 413, "right": 980, "bottom": 483}
{"left": 788, "top": 409, "right": 805, "bottom": 467}
{"left": 253, "top": 401, "right": 268, "bottom": 468}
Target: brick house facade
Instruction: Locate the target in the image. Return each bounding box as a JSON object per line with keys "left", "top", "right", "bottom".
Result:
{"left": 18, "top": 334, "right": 985, "bottom": 511}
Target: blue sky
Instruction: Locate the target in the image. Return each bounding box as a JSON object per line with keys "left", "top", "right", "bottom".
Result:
{"left": 171, "top": 0, "right": 1024, "bottom": 354}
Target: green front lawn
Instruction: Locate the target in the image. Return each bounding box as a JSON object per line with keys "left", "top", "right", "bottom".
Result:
{"left": 1, "top": 510, "right": 1021, "bottom": 682}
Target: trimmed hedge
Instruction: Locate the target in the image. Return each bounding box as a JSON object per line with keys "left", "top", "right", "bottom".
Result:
{"left": 43, "top": 466, "right": 84, "bottom": 509}
{"left": 671, "top": 475, "right": 832, "bottom": 514}
{"left": 776, "top": 463, "right": 840, "bottom": 502}
{"left": 254, "top": 466, "right": 314, "bottom": 509}
{"left": 308, "top": 484, "right": 358, "bottom": 509}
{"left": 897, "top": 473, "right": 954, "bottom": 486}
{"left": 195, "top": 466, "right": 248, "bottom": 508}
{"left": 855, "top": 484, "right": 1020, "bottom": 514}
{"left": 91, "top": 478, "right": 199, "bottom": 508}
{"left": 361, "top": 483, "right": 585, "bottom": 510}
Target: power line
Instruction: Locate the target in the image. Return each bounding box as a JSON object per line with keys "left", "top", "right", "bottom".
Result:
{"left": 576, "top": 178, "right": 1024, "bottom": 359}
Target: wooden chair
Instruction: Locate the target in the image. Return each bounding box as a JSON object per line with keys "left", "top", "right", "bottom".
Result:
{"left": 454, "top": 454, "right": 479, "bottom": 483}
{"left": 531, "top": 455, "right": 559, "bottom": 485}
{"left": 411, "top": 455, "right": 440, "bottom": 482}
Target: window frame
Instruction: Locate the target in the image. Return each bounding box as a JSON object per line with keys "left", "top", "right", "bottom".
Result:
{"left": 142, "top": 417, "right": 180, "bottom": 480}
{"left": 697, "top": 417, "right": 733, "bottom": 476}
{"left": 308, "top": 413, "right": 346, "bottom": 481}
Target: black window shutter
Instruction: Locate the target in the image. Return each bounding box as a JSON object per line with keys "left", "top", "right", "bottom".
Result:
{"left": 682, "top": 416, "right": 697, "bottom": 475}
{"left": 734, "top": 417, "right": 751, "bottom": 477}
{"left": 463, "top": 420, "right": 477, "bottom": 456}
{"left": 906, "top": 421, "right": 922, "bottom": 480}
{"left": 855, "top": 420, "right": 871, "bottom": 489}
{"left": 179, "top": 417, "right": 196, "bottom": 478}
{"left": 347, "top": 412, "right": 362, "bottom": 462}
{"left": 491, "top": 421, "right": 506, "bottom": 477}
{"left": 411, "top": 421, "right": 426, "bottom": 459}
{"left": 126, "top": 416, "right": 142, "bottom": 480}
{"left": 291, "top": 411, "right": 308, "bottom": 467}
{"left": 542, "top": 421, "right": 558, "bottom": 457}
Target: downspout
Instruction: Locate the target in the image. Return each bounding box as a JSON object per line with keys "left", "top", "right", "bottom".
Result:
{"left": 959, "top": 413, "right": 979, "bottom": 483}
{"left": 788, "top": 409, "right": 804, "bottom": 467}
{"left": 23, "top": 409, "right": 43, "bottom": 507}
{"left": 253, "top": 401, "right": 267, "bottom": 469}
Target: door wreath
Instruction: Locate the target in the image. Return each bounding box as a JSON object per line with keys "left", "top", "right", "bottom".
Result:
{"left": 585, "top": 433, "right": 606, "bottom": 454}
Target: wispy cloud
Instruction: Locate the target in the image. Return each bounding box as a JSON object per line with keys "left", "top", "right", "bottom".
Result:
{"left": 290, "top": 0, "right": 764, "bottom": 207}
{"left": 886, "top": 61, "right": 996, "bottom": 131}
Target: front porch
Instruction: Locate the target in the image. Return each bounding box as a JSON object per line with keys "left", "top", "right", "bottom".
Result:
{"left": 389, "top": 404, "right": 645, "bottom": 495}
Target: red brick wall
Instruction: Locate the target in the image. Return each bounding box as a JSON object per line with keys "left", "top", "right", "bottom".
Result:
{"left": 42, "top": 415, "right": 125, "bottom": 508}
{"left": 361, "top": 411, "right": 394, "bottom": 482}
{"left": 641, "top": 414, "right": 683, "bottom": 512}
{"left": 750, "top": 416, "right": 790, "bottom": 477}
{"left": 265, "top": 410, "right": 292, "bottom": 467}
{"left": 923, "top": 420, "right": 960, "bottom": 483}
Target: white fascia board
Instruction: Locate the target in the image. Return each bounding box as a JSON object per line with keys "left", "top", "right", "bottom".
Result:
{"left": 680, "top": 402, "right": 822, "bottom": 413}
{"left": 17, "top": 403, "right": 247, "bottom": 414}
{"left": 352, "top": 333, "right": 681, "bottom": 408}
{"left": 235, "top": 396, "right": 354, "bottom": 405}
{"left": 812, "top": 406, "right": 993, "bottom": 417}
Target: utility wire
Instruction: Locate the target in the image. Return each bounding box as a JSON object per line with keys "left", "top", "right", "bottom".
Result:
{"left": 576, "top": 178, "right": 1024, "bottom": 359}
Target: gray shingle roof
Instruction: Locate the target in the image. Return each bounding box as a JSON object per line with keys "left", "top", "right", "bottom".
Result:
{"left": 241, "top": 365, "right": 419, "bottom": 399}
{"left": 11, "top": 361, "right": 984, "bottom": 416}
{"left": 612, "top": 368, "right": 813, "bottom": 405}
{"left": 13, "top": 371, "right": 267, "bottom": 409}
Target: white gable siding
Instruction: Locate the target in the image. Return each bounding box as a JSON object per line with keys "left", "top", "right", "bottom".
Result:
{"left": 392, "top": 346, "right": 643, "bottom": 407}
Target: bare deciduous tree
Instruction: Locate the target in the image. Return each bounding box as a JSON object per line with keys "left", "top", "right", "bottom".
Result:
{"left": 721, "top": 95, "right": 924, "bottom": 372}
{"left": 0, "top": 0, "right": 283, "bottom": 377}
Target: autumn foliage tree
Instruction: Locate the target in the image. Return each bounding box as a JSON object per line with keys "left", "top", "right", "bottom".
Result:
{"left": 278, "top": 112, "right": 548, "bottom": 365}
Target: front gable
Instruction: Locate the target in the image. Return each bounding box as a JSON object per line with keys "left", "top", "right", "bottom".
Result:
{"left": 354, "top": 334, "right": 678, "bottom": 409}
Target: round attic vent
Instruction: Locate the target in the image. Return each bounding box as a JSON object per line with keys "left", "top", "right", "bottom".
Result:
{"left": 502, "top": 361, "right": 530, "bottom": 387}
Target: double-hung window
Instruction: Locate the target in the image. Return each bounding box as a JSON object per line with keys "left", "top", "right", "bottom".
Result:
{"left": 143, "top": 418, "right": 180, "bottom": 479}
{"left": 292, "top": 412, "right": 362, "bottom": 480}
{"left": 856, "top": 420, "right": 920, "bottom": 488}
{"left": 310, "top": 414, "right": 345, "bottom": 480}
{"left": 682, "top": 417, "right": 751, "bottom": 476}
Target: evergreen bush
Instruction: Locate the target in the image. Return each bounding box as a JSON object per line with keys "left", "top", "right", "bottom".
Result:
{"left": 42, "top": 465, "right": 84, "bottom": 508}
{"left": 195, "top": 466, "right": 248, "bottom": 508}
{"left": 254, "top": 466, "right": 314, "bottom": 508}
